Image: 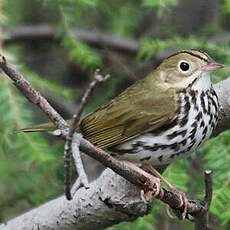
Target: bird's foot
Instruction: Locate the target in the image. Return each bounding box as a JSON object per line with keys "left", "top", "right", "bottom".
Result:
{"left": 141, "top": 163, "right": 188, "bottom": 220}
{"left": 168, "top": 188, "right": 188, "bottom": 220}
{"left": 140, "top": 175, "right": 162, "bottom": 203}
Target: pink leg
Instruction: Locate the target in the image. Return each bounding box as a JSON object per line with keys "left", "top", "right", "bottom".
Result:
{"left": 119, "top": 160, "right": 162, "bottom": 199}
{"left": 142, "top": 163, "right": 188, "bottom": 220}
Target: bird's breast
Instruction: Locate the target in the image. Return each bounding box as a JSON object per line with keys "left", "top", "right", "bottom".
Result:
{"left": 111, "top": 87, "right": 219, "bottom": 165}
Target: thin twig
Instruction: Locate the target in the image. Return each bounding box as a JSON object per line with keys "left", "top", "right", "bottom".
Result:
{"left": 69, "top": 134, "right": 89, "bottom": 195}
{"left": 0, "top": 54, "right": 211, "bottom": 218}
{"left": 69, "top": 69, "right": 110, "bottom": 134}
{"left": 204, "top": 170, "right": 213, "bottom": 206}
{"left": 194, "top": 170, "right": 213, "bottom": 230}
{"left": 64, "top": 69, "right": 110, "bottom": 200}
{"left": 63, "top": 135, "right": 73, "bottom": 200}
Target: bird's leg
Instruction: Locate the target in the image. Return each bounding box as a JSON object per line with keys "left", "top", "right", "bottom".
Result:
{"left": 141, "top": 163, "right": 188, "bottom": 220}
{"left": 119, "top": 160, "right": 162, "bottom": 202}
{"left": 141, "top": 163, "right": 174, "bottom": 189}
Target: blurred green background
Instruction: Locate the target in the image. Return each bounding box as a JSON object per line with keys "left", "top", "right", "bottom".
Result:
{"left": 0, "top": 0, "right": 230, "bottom": 229}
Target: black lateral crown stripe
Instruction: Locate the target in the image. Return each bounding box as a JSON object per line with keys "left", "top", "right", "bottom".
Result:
{"left": 167, "top": 50, "right": 209, "bottom": 63}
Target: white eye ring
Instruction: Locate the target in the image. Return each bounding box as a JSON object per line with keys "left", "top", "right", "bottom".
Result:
{"left": 178, "top": 60, "right": 190, "bottom": 72}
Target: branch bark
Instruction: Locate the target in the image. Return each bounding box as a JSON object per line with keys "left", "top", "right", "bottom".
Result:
{"left": 194, "top": 170, "right": 213, "bottom": 230}
{"left": 3, "top": 25, "right": 229, "bottom": 56}
{"left": 65, "top": 70, "right": 110, "bottom": 199}
{"left": 0, "top": 56, "right": 229, "bottom": 229}
{"left": 0, "top": 169, "right": 154, "bottom": 230}
{"left": 0, "top": 169, "right": 216, "bottom": 230}
{"left": 3, "top": 25, "right": 139, "bottom": 55}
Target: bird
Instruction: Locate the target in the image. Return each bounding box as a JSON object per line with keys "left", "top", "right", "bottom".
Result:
{"left": 18, "top": 49, "right": 224, "bottom": 218}
{"left": 19, "top": 49, "right": 223, "bottom": 168}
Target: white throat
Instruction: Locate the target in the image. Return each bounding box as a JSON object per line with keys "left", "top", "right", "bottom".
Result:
{"left": 191, "top": 72, "right": 212, "bottom": 91}
{"left": 174, "top": 71, "right": 212, "bottom": 91}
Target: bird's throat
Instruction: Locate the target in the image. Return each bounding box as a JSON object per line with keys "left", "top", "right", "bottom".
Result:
{"left": 190, "top": 72, "right": 212, "bottom": 91}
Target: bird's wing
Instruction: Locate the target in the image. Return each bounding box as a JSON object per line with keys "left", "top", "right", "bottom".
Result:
{"left": 79, "top": 79, "right": 178, "bottom": 149}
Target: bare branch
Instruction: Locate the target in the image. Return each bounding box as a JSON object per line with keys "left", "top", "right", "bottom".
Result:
{"left": 3, "top": 25, "right": 139, "bottom": 55}
{"left": 194, "top": 170, "right": 213, "bottom": 230}
{"left": 69, "top": 134, "right": 89, "bottom": 196}
{"left": 204, "top": 170, "right": 213, "bottom": 206}
{"left": 0, "top": 169, "right": 157, "bottom": 230}
{"left": 64, "top": 69, "right": 110, "bottom": 200}
{"left": 43, "top": 90, "right": 79, "bottom": 116}
{"left": 212, "top": 78, "right": 230, "bottom": 136}
{"left": 0, "top": 168, "right": 212, "bottom": 230}
{"left": 69, "top": 69, "right": 110, "bottom": 135}
{"left": 3, "top": 25, "right": 230, "bottom": 56}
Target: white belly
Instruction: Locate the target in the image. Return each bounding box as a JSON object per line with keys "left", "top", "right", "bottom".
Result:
{"left": 112, "top": 88, "right": 219, "bottom": 166}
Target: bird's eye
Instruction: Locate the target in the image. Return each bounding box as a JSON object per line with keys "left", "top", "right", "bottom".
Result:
{"left": 179, "top": 61, "right": 190, "bottom": 72}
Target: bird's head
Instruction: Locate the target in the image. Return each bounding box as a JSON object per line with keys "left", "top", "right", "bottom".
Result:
{"left": 157, "top": 50, "right": 224, "bottom": 89}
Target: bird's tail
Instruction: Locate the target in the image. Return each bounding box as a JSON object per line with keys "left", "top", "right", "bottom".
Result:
{"left": 16, "top": 122, "right": 57, "bottom": 133}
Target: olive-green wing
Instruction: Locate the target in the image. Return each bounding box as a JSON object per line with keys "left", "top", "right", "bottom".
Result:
{"left": 79, "top": 79, "right": 178, "bottom": 149}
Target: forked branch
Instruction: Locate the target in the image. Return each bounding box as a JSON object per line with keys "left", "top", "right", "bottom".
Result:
{"left": 64, "top": 69, "right": 110, "bottom": 200}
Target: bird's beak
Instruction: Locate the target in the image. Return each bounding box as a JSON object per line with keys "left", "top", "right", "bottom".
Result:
{"left": 201, "top": 62, "right": 225, "bottom": 72}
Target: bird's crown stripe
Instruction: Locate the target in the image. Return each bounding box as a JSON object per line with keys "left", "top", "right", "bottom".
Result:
{"left": 167, "top": 50, "right": 209, "bottom": 62}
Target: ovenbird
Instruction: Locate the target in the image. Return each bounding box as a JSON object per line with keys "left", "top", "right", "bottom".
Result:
{"left": 19, "top": 50, "right": 224, "bottom": 166}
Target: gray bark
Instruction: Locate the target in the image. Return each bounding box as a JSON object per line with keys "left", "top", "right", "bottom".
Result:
{"left": 0, "top": 169, "right": 151, "bottom": 230}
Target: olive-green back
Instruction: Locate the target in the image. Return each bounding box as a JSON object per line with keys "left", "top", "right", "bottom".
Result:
{"left": 79, "top": 75, "right": 178, "bottom": 149}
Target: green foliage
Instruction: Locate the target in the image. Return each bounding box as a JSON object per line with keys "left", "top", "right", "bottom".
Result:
{"left": 221, "top": 0, "right": 230, "bottom": 13}
{"left": 142, "top": 0, "right": 178, "bottom": 9}
{"left": 59, "top": 4, "right": 102, "bottom": 69}
{"left": 0, "top": 76, "right": 63, "bottom": 219}
{"left": 41, "top": 0, "right": 96, "bottom": 7}
{"left": 201, "top": 133, "right": 230, "bottom": 226}
{"left": 61, "top": 35, "right": 102, "bottom": 69}
{"left": 139, "top": 36, "right": 230, "bottom": 62}
{"left": 22, "top": 66, "right": 76, "bottom": 100}
{"left": 108, "top": 3, "right": 140, "bottom": 37}
{"left": 108, "top": 212, "right": 157, "bottom": 230}
{"left": 138, "top": 39, "right": 168, "bottom": 60}
{"left": 164, "top": 161, "right": 190, "bottom": 192}
{"left": 0, "top": 0, "right": 6, "bottom": 23}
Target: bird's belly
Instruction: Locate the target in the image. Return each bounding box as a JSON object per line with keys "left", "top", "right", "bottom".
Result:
{"left": 111, "top": 89, "right": 219, "bottom": 166}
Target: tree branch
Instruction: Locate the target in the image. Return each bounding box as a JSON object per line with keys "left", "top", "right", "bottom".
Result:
{"left": 3, "top": 25, "right": 139, "bottom": 55}
{"left": 43, "top": 90, "right": 79, "bottom": 117}
{"left": 0, "top": 169, "right": 154, "bottom": 230}
{"left": 0, "top": 55, "right": 229, "bottom": 229}
{"left": 3, "top": 25, "right": 230, "bottom": 57}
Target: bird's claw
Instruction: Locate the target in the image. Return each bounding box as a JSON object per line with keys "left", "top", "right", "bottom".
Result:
{"left": 140, "top": 176, "right": 162, "bottom": 202}
{"left": 170, "top": 188, "right": 188, "bottom": 220}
